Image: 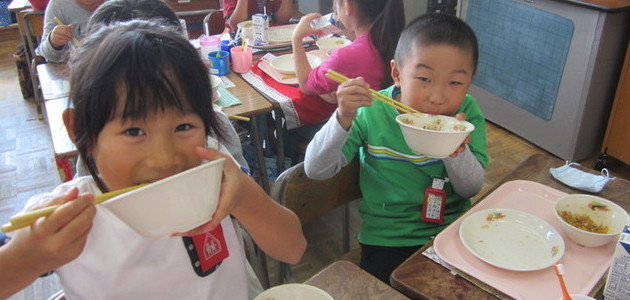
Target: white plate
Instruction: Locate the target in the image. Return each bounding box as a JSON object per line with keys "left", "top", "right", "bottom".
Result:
{"left": 268, "top": 27, "right": 294, "bottom": 43}
{"left": 269, "top": 54, "right": 323, "bottom": 75}
{"left": 459, "top": 208, "right": 565, "bottom": 271}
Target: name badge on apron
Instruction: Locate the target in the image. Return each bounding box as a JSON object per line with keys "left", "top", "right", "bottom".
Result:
{"left": 421, "top": 178, "right": 447, "bottom": 224}
{"left": 182, "top": 224, "right": 230, "bottom": 277}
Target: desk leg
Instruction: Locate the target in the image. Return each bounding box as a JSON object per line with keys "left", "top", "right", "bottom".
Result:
{"left": 273, "top": 108, "right": 286, "bottom": 174}
{"left": 251, "top": 115, "right": 270, "bottom": 193}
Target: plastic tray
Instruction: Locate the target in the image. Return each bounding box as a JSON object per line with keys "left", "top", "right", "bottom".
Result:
{"left": 433, "top": 180, "right": 616, "bottom": 300}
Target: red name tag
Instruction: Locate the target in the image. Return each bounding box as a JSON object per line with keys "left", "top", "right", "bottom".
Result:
{"left": 183, "top": 225, "right": 230, "bottom": 277}
{"left": 421, "top": 178, "right": 447, "bottom": 224}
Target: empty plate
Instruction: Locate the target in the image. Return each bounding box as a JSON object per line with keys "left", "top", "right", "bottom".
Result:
{"left": 459, "top": 208, "right": 565, "bottom": 271}
{"left": 268, "top": 27, "right": 294, "bottom": 43}
{"left": 269, "top": 54, "right": 323, "bottom": 75}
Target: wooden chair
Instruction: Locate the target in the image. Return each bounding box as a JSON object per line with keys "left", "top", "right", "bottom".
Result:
{"left": 270, "top": 159, "right": 362, "bottom": 284}
{"left": 20, "top": 10, "right": 46, "bottom": 119}
{"left": 203, "top": 9, "right": 225, "bottom": 36}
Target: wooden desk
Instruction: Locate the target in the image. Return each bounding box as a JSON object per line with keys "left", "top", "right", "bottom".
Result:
{"left": 304, "top": 261, "right": 410, "bottom": 300}
{"left": 390, "top": 153, "right": 630, "bottom": 300}
{"left": 37, "top": 63, "right": 70, "bottom": 100}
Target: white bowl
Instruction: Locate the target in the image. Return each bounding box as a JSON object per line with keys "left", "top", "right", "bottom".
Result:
{"left": 237, "top": 20, "right": 253, "bottom": 41}
{"left": 268, "top": 27, "right": 294, "bottom": 43}
{"left": 210, "top": 75, "right": 222, "bottom": 102}
{"left": 269, "top": 53, "right": 323, "bottom": 75}
{"left": 101, "top": 158, "right": 225, "bottom": 238}
{"left": 395, "top": 113, "right": 475, "bottom": 158}
{"left": 316, "top": 37, "right": 351, "bottom": 55}
{"left": 254, "top": 284, "right": 333, "bottom": 300}
{"left": 554, "top": 194, "right": 629, "bottom": 247}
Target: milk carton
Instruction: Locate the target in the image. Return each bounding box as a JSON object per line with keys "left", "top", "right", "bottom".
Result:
{"left": 252, "top": 14, "right": 269, "bottom": 46}
{"left": 310, "top": 13, "right": 343, "bottom": 37}
{"left": 604, "top": 225, "right": 630, "bottom": 300}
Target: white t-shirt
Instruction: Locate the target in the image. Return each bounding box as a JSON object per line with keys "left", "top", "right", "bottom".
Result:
{"left": 25, "top": 161, "right": 253, "bottom": 299}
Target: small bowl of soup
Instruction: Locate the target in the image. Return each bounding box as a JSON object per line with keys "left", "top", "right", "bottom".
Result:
{"left": 554, "top": 194, "right": 629, "bottom": 247}
{"left": 395, "top": 113, "right": 474, "bottom": 158}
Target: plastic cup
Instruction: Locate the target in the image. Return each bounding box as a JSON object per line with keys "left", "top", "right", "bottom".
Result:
{"left": 208, "top": 50, "right": 230, "bottom": 76}
{"left": 230, "top": 46, "right": 253, "bottom": 73}
{"left": 199, "top": 35, "right": 221, "bottom": 65}
{"left": 221, "top": 40, "right": 235, "bottom": 53}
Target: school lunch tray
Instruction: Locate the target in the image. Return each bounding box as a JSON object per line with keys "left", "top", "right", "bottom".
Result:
{"left": 257, "top": 50, "right": 327, "bottom": 86}
{"left": 433, "top": 180, "right": 616, "bottom": 300}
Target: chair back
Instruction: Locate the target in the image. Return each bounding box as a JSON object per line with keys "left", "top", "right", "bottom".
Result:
{"left": 21, "top": 10, "right": 45, "bottom": 64}
{"left": 203, "top": 9, "right": 225, "bottom": 36}
{"left": 271, "top": 160, "right": 362, "bottom": 224}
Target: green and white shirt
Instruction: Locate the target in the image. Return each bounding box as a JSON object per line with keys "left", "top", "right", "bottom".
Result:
{"left": 304, "top": 85, "right": 489, "bottom": 247}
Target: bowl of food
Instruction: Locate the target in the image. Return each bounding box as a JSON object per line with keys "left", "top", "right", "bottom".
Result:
{"left": 101, "top": 158, "right": 225, "bottom": 238}
{"left": 210, "top": 75, "right": 222, "bottom": 102}
{"left": 237, "top": 20, "right": 253, "bottom": 41}
{"left": 254, "top": 284, "right": 333, "bottom": 300}
{"left": 316, "top": 36, "right": 351, "bottom": 56}
{"left": 554, "top": 194, "right": 629, "bottom": 247}
{"left": 270, "top": 53, "right": 323, "bottom": 74}
{"left": 395, "top": 113, "right": 475, "bottom": 158}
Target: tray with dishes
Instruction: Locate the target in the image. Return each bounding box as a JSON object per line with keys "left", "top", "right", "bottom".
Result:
{"left": 258, "top": 50, "right": 327, "bottom": 85}
{"left": 250, "top": 24, "right": 315, "bottom": 50}
{"left": 433, "top": 180, "right": 616, "bottom": 300}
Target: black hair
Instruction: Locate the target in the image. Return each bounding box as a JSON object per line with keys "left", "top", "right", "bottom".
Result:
{"left": 69, "top": 20, "right": 223, "bottom": 191}
{"left": 87, "top": 0, "right": 181, "bottom": 33}
{"left": 336, "top": 0, "right": 405, "bottom": 88}
{"left": 395, "top": 13, "right": 479, "bottom": 73}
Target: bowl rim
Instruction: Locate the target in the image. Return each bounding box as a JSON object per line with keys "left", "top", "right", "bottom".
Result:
{"left": 102, "top": 158, "right": 226, "bottom": 206}
{"left": 395, "top": 113, "right": 475, "bottom": 134}
{"left": 554, "top": 194, "right": 630, "bottom": 237}
{"left": 255, "top": 283, "right": 334, "bottom": 300}
{"left": 269, "top": 53, "right": 323, "bottom": 74}
{"left": 315, "top": 36, "right": 351, "bottom": 47}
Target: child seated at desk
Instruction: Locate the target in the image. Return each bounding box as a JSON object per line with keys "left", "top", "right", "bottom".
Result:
{"left": 304, "top": 13, "right": 489, "bottom": 283}
{"left": 22, "top": 20, "right": 306, "bottom": 298}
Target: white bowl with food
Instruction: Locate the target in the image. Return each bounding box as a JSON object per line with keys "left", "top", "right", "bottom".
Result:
{"left": 237, "top": 20, "right": 253, "bottom": 41}
{"left": 316, "top": 36, "right": 351, "bottom": 56}
{"left": 395, "top": 113, "right": 475, "bottom": 158}
{"left": 269, "top": 53, "right": 323, "bottom": 75}
{"left": 554, "top": 194, "right": 629, "bottom": 247}
{"left": 101, "top": 158, "right": 225, "bottom": 238}
{"left": 210, "top": 75, "right": 222, "bottom": 102}
{"left": 254, "top": 284, "right": 333, "bottom": 300}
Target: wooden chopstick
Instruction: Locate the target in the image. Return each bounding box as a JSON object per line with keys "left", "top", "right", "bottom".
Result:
{"left": 53, "top": 17, "right": 80, "bottom": 46}
{"left": 325, "top": 70, "right": 421, "bottom": 115}
{"left": 1, "top": 184, "right": 147, "bottom": 233}
{"left": 228, "top": 115, "right": 250, "bottom": 121}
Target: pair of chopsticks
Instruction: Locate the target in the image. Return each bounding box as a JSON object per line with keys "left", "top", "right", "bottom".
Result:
{"left": 1, "top": 184, "right": 147, "bottom": 233}
{"left": 53, "top": 17, "right": 80, "bottom": 46}
{"left": 325, "top": 70, "right": 421, "bottom": 115}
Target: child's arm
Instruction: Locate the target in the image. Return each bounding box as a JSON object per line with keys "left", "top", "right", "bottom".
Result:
{"left": 274, "top": 0, "right": 294, "bottom": 25}
{"left": 226, "top": 0, "right": 250, "bottom": 30}
{"left": 179, "top": 148, "right": 306, "bottom": 264}
{"left": 443, "top": 113, "right": 485, "bottom": 198}
{"left": 291, "top": 13, "right": 323, "bottom": 94}
{"left": 303, "top": 77, "right": 371, "bottom": 180}
{"left": 0, "top": 189, "right": 96, "bottom": 299}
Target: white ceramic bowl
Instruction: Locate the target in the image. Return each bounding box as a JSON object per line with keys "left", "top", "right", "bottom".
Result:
{"left": 269, "top": 53, "right": 323, "bottom": 74}
{"left": 395, "top": 113, "right": 475, "bottom": 158}
{"left": 210, "top": 75, "right": 222, "bottom": 102}
{"left": 316, "top": 37, "right": 351, "bottom": 55}
{"left": 268, "top": 27, "right": 294, "bottom": 43}
{"left": 554, "top": 194, "right": 629, "bottom": 247}
{"left": 101, "top": 158, "right": 225, "bottom": 238}
{"left": 254, "top": 284, "right": 334, "bottom": 300}
{"left": 237, "top": 20, "right": 253, "bottom": 41}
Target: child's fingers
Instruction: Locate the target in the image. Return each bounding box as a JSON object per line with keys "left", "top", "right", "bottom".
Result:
{"left": 454, "top": 112, "right": 467, "bottom": 121}
{"left": 28, "top": 187, "right": 80, "bottom": 210}
{"left": 37, "top": 194, "right": 95, "bottom": 236}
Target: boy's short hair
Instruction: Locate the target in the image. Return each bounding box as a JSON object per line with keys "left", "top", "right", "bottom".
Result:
{"left": 69, "top": 20, "right": 222, "bottom": 181}
{"left": 87, "top": 0, "right": 181, "bottom": 33}
{"left": 394, "top": 13, "right": 479, "bottom": 73}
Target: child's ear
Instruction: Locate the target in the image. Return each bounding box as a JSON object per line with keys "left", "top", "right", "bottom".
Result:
{"left": 62, "top": 108, "right": 77, "bottom": 143}
{"left": 391, "top": 59, "right": 401, "bottom": 88}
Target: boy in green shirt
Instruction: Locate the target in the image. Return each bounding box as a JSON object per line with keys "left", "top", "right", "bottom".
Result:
{"left": 304, "top": 13, "right": 489, "bottom": 283}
